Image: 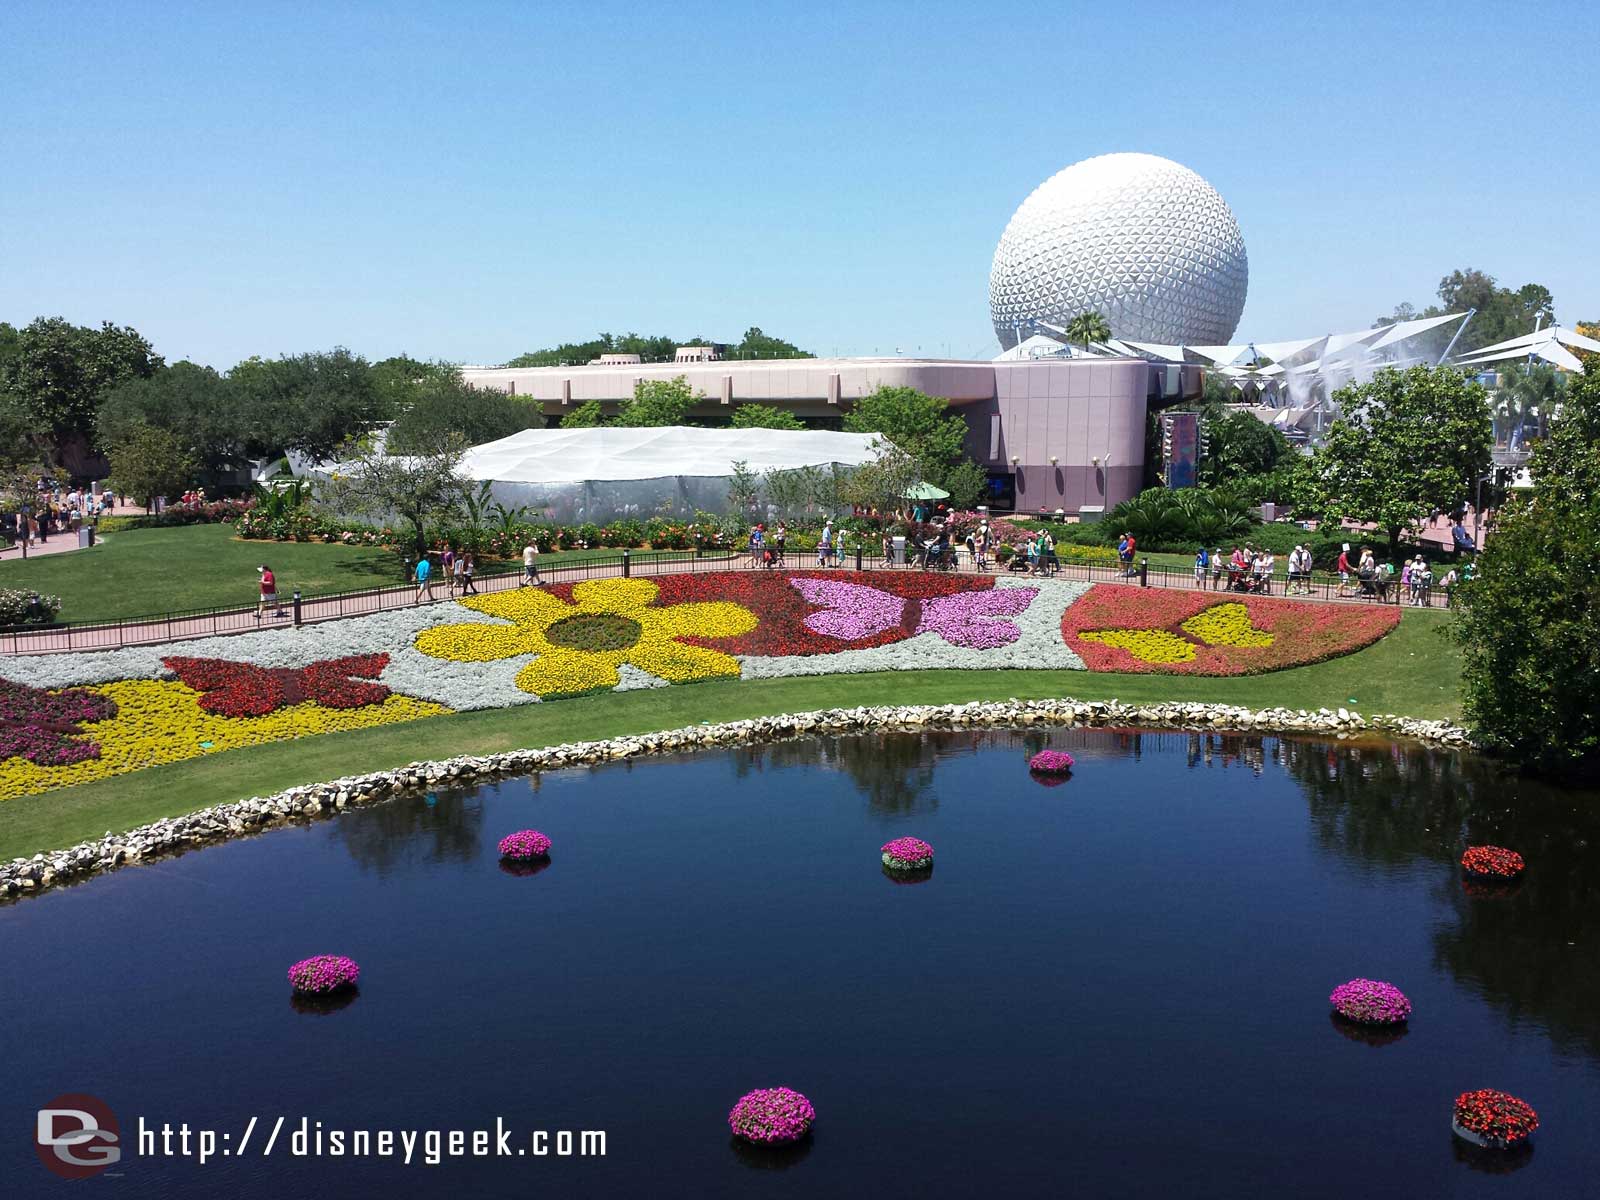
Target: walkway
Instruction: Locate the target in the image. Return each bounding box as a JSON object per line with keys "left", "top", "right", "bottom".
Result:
{"left": 1, "top": 549, "right": 1447, "bottom": 657}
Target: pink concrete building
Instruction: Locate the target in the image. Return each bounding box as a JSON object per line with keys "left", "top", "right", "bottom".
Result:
{"left": 460, "top": 356, "right": 1201, "bottom": 514}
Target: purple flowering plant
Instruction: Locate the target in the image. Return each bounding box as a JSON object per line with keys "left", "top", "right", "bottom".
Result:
{"left": 727, "top": 1087, "right": 815, "bottom": 1145}
{"left": 1028, "top": 749, "right": 1075, "bottom": 774}
{"left": 498, "top": 830, "right": 552, "bottom": 860}
{"left": 1329, "top": 978, "right": 1411, "bottom": 1025}
{"left": 287, "top": 954, "right": 361, "bottom": 995}
{"left": 881, "top": 836, "right": 934, "bottom": 871}
{"left": 0, "top": 677, "right": 117, "bottom": 766}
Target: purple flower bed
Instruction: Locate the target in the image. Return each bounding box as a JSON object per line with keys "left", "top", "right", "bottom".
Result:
{"left": 791, "top": 578, "right": 907, "bottom": 641}
{"left": 881, "top": 836, "right": 934, "bottom": 871}
{"left": 915, "top": 588, "right": 1036, "bottom": 649}
{"left": 498, "top": 829, "right": 552, "bottom": 860}
{"left": 1329, "top": 978, "right": 1411, "bottom": 1025}
{"left": 0, "top": 678, "right": 117, "bottom": 766}
{"left": 287, "top": 954, "right": 361, "bottom": 995}
{"left": 727, "top": 1087, "right": 815, "bottom": 1145}
{"left": 1028, "top": 749, "right": 1076, "bottom": 774}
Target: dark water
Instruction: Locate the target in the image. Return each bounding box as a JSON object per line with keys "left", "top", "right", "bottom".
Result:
{"left": 4, "top": 729, "right": 1600, "bottom": 1198}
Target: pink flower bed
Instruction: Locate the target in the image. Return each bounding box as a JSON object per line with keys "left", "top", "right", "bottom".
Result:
{"left": 498, "top": 830, "right": 552, "bottom": 860}
{"left": 881, "top": 836, "right": 934, "bottom": 870}
{"left": 287, "top": 954, "right": 360, "bottom": 995}
{"left": 727, "top": 1087, "right": 815, "bottom": 1145}
{"left": 1329, "top": 978, "right": 1411, "bottom": 1025}
{"left": 788, "top": 578, "right": 1037, "bottom": 649}
{"left": 0, "top": 678, "right": 117, "bottom": 766}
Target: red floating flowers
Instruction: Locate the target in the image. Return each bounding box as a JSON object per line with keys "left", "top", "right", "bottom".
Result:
{"left": 1452, "top": 1089, "right": 1538, "bottom": 1148}
{"left": 1461, "top": 845, "right": 1525, "bottom": 880}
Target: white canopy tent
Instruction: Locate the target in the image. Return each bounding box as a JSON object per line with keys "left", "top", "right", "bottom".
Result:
{"left": 456, "top": 426, "right": 885, "bottom": 522}
{"left": 1453, "top": 324, "right": 1596, "bottom": 374}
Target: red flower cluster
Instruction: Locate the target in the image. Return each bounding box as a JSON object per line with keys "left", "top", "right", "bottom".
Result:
{"left": 1453, "top": 1089, "right": 1538, "bottom": 1145}
{"left": 1061, "top": 585, "right": 1400, "bottom": 676}
{"left": 1460, "top": 845, "right": 1525, "bottom": 880}
{"left": 651, "top": 570, "right": 995, "bottom": 657}
{"left": 162, "top": 654, "right": 392, "bottom": 717}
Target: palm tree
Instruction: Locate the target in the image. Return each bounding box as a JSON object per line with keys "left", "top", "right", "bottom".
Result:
{"left": 1064, "top": 311, "right": 1112, "bottom": 353}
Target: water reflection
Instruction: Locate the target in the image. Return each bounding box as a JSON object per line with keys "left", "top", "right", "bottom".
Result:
{"left": 333, "top": 787, "right": 486, "bottom": 875}
{"left": 288, "top": 987, "right": 360, "bottom": 1016}
{"left": 729, "top": 1134, "right": 815, "bottom": 1171}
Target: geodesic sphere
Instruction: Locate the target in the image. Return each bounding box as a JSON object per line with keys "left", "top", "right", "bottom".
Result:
{"left": 990, "top": 152, "right": 1248, "bottom": 350}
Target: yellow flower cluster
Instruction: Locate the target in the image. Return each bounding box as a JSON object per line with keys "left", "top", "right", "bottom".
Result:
{"left": 0, "top": 679, "right": 449, "bottom": 801}
{"left": 415, "top": 578, "right": 758, "bottom": 699}
{"left": 1077, "top": 628, "right": 1197, "bottom": 664}
{"left": 1180, "top": 603, "right": 1274, "bottom": 648}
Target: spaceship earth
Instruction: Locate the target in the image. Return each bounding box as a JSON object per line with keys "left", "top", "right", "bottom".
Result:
{"left": 989, "top": 152, "right": 1249, "bottom": 350}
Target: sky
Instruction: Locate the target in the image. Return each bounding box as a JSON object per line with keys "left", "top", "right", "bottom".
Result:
{"left": 1, "top": 0, "right": 1593, "bottom": 369}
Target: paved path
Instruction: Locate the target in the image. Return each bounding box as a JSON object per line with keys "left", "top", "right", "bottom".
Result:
{"left": 1, "top": 549, "right": 1444, "bottom": 657}
{"left": 1, "top": 501, "right": 150, "bottom": 561}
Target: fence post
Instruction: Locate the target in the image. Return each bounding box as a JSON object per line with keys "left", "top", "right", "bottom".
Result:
{"left": 1139, "top": 557, "right": 1149, "bottom": 587}
{"left": 293, "top": 590, "right": 303, "bottom": 627}
{"left": 855, "top": 547, "right": 863, "bottom": 571}
{"left": 622, "top": 550, "right": 630, "bottom": 578}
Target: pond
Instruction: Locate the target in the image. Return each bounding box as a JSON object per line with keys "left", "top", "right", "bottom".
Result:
{"left": 4, "top": 728, "right": 1599, "bottom": 1197}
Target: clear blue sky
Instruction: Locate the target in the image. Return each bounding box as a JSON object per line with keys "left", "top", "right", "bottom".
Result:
{"left": 1, "top": 0, "right": 1592, "bottom": 368}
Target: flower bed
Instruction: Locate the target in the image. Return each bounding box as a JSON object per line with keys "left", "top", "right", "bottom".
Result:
{"left": 1461, "top": 845, "right": 1524, "bottom": 880}
{"left": 287, "top": 954, "right": 360, "bottom": 995}
{"left": 881, "top": 836, "right": 934, "bottom": 871}
{"left": 1062, "top": 585, "right": 1399, "bottom": 675}
{"left": 498, "top": 829, "right": 552, "bottom": 860}
{"left": 1028, "top": 749, "right": 1075, "bottom": 774}
{"left": 0, "top": 677, "right": 117, "bottom": 767}
{"left": 1452, "top": 1089, "right": 1537, "bottom": 1149}
{"left": 1329, "top": 978, "right": 1411, "bottom": 1025}
{"left": 727, "top": 1087, "right": 815, "bottom": 1145}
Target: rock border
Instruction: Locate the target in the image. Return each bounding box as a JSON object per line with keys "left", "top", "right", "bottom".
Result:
{"left": 1, "top": 698, "right": 1473, "bottom": 902}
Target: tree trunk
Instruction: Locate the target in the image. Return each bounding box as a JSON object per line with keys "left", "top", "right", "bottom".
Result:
{"left": 1387, "top": 527, "right": 1403, "bottom": 563}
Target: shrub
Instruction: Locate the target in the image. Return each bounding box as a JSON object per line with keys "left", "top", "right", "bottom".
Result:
{"left": 881, "top": 836, "right": 934, "bottom": 870}
{"left": 727, "top": 1088, "right": 815, "bottom": 1145}
{"left": 0, "top": 588, "right": 62, "bottom": 627}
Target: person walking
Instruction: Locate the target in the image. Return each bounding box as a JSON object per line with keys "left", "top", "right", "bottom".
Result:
{"left": 461, "top": 552, "right": 477, "bottom": 595}
{"left": 414, "top": 554, "right": 433, "bottom": 604}
{"left": 453, "top": 549, "right": 467, "bottom": 595}
{"left": 521, "top": 538, "right": 541, "bottom": 586}
{"left": 1194, "top": 546, "right": 1209, "bottom": 589}
{"left": 1336, "top": 543, "right": 1353, "bottom": 597}
{"left": 440, "top": 544, "right": 457, "bottom": 596}
{"left": 817, "top": 521, "right": 833, "bottom": 568}
{"left": 773, "top": 522, "right": 787, "bottom": 567}
{"left": 255, "top": 564, "right": 279, "bottom": 620}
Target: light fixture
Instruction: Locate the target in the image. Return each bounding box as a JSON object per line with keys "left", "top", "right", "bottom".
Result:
{"left": 1010, "top": 455, "right": 1020, "bottom": 466}
{"left": 1090, "top": 455, "right": 1100, "bottom": 467}
{"left": 1049, "top": 455, "right": 1059, "bottom": 466}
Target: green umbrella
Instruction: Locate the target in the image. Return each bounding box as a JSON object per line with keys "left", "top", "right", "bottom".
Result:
{"left": 902, "top": 482, "right": 950, "bottom": 500}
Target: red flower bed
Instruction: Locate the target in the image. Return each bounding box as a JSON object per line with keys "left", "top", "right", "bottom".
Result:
{"left": 1453, "top": 1089, "right": 1538, "bottom": 1146}
{"left": 1061, "top": 584, "right": 1400, "bottom": 676}
{"left": 1461, "top": 845, "right": 1525, "bottom": 880}
{"left": 649, "top": 570, "right": 995, "bottom": 657}
{"left": 162, "top": 654, "right": 392, "bottom": 717}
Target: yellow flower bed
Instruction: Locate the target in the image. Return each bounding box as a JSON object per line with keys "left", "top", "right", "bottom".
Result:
{"left": 415, "top": 578, "right": 758, "bottom": 699}
{"left": 0, "top": 679, "right": 449, "bottom": 801}
{"left": 1180, "top": 603, "right": 1274, "bottom": 648}
{"left": 1077, "top": 628, "right": 1197, "bottom": 664}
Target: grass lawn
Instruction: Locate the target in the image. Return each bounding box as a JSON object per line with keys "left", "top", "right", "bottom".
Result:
{"left": 0, "top": 608, "right": 1459, "bottom": 859}
{"left": 0, "top": 523, "right": 721, "bottom": 624}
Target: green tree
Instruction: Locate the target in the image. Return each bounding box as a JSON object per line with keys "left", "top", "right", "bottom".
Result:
{"left": 230, "top": 348, "right": 392, "bottom": 461}
{"left": 730, "top": 403, "right": 804, "bottom": 430}
{"left": 96, "top": 361, "right": 241, "bottom": 485}
{"left": 1450, "top": 354, "right": 1600, "bottom": 774}
{"left": 1307, "top": 365, "right": 1491, "bottom": 559}
{"left": 323, "top": 431, "right": 472, "bottom": 564}
{"left": 726, "top": 460, "right": 760, "bottom": 518}
{"left": 843, "top": 385, "right": 973, "bottom": 498}
{"left": 0, "top": 316, "right": 163, "bottom": 468}
{"left": 1198, "top": 404, "right": 1289, "bottom": 486}
{"left": 105, "top": 425, "right": 199, "bottom": 507}
{"left": 731, "top": 327, "right": 810, "bottom": 359}
{"left": 1372, "top": 268, "right": 1556, "bottom": 359}
{"left": 839, "top": 442, "right": 921, "bottom": 515}
{"left": 611, "top": 376, "right": 698, "bottom": 427}
{"left": 386, "top": 368, "right": 539, "bottom": 453}
{"left": 559, "top": 400, "right": 606, "bottom": 428}
{"left": 1064, "top": 311, "right": 1112, "bottom": 350}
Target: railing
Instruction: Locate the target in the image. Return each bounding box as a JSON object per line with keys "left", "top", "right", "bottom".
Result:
{"left": 1, "top": 548, "right": 1450, "bottom": 656}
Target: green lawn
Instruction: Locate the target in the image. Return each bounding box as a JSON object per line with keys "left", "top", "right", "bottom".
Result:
{"left": 0, "top": 609, "right": 1459, "bottom": 859}
{"left": 0, "top": 523, "right": 722, "bottom": 623}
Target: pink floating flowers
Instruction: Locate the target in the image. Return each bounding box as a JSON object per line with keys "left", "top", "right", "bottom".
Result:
{"left": 1028, "top": 749, "right": 1075, "bottom": 775}
{"left": 1329, "top": 978, "right": 1411, "bottom": 1026}
{"left": 287, "top": 954, "right": 360, "bottom": 995}
{"left": 881, "top": 836, "right": 934, "bottom": 871}
{"left": 498, "top": 829, "right": 552, "bottom": 861}
{"left": 728, "top": 1087, "right": 815, "bottom": 1145}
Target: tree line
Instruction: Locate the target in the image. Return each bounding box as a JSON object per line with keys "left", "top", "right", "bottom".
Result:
{"left": 506, "top": 326, "right": 810, "bottom": 368}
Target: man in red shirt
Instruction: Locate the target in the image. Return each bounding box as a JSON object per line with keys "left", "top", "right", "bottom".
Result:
{"left": 257, "top": 564, "right": 278, "bottom": 620}
{"left": 1336, "top": 543, "right": 1352, "bottom": 597}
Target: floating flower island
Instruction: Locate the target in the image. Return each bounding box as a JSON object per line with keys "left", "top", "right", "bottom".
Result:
{"left": 728, "top": 1087, "right": 815, "bottom": 1146}
{"left": 1461, "top": 845, "right": 1525, "bottom": 882}
{"left": 1329, "top": 978, "right": 1411, "bottom": 1026}
{"left": 287, "top": 954, "right": 360, "bottom": 996}
{"left": 1028, "top": 749, "right": 1075, "bottom": 775}
{"left": 881, "top": 836, "right": 934, "bottom": 873}
{"left": 1452, "top": 1089, "right": 1538, "bottom": 1150}
{"left": 498, "top": 829, "right": 553, "bottom": 861}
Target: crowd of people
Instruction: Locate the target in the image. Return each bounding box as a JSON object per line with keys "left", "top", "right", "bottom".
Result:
{"left": 2, "top": 481, "right": 121, "bottom": 552}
